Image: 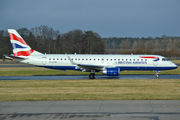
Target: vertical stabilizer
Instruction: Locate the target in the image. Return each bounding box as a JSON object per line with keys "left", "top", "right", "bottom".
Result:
{"left": 8, "top": 29, "right": 42, "bottom": 58}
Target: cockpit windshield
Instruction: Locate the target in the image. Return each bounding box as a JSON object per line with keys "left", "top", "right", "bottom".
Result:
{"left": 162, "top": 58, "right": 169, "bottom": 61}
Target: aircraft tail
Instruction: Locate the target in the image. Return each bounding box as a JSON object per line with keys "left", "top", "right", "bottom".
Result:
{"left": 8, "top": 29, "right": 42, "bottom": 58}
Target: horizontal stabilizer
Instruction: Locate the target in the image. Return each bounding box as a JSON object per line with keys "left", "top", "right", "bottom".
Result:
{"left": 4, "top": 54, "right": 27, "bottom": 60}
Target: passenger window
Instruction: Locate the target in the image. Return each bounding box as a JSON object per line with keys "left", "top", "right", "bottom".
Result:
{"left": 134, "top": 59, "right": 135, "bottom": 61}
{"left": 114, "top": 59, "right": 116, "bottom": 61}
{"left": 64, "top": 59, "right": 66, "bottom": 60}
{"left": 53, "top": 58, "right": 55, "bottom": 60}
{"left": 118, "top": 59, "right": 120, "bottom": 61}
{"left": 94, "top": 59, "right": 96, "bottom": 61}
{"left": 49, "top": 58, "right": 51, "bottom": 60}
{"left": 122, "top": 59, "right": 124, "bottom": 61}
{"left": 57, "top": 58, "right": 59, "bottom": 60}
{"left": 126, "top": 59, "right": 128, "bottom": 61}
{"left": 107, "top": 59, "right": 108, "bottom": 61}
{"left": 137, "top": 59, "right": 139, "bottom": 61}
{"left": 141, "top": 59, "right": 143, "bottom": 61}
{"left": 78, "top": 59, "right": 80, "bottom": 60}
{"left": 82, "top": 59, "right": 84, "bottom": 60}
{"left": 145, "top": 59, "right": 147, "bottom": 61}
{"left": 129, "top": 59, "right": 131, "bottom": 61}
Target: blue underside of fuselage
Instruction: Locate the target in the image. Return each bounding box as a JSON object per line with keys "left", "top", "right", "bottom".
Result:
{"left": 38, "top": 66, "right": 177, "bottom": 71}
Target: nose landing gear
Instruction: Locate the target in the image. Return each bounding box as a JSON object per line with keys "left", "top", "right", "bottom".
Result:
{"left": 155, "top": 70, "right": 160, "bottom": 79}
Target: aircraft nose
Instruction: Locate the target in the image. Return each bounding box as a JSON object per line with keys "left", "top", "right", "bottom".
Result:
{"left": 172, "top": 63, "right": 178, "bottom": 69}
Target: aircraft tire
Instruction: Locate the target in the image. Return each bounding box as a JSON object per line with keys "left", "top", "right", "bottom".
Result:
{"left": 89, "top": 73, "right": 95, "bottom": 79}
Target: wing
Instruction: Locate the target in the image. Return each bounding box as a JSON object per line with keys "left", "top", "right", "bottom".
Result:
{"left": 77, "top": 64, "right": 104, "bottom": 71}
{"left": 67, "top": 56, "right": 104, "bottom": 71}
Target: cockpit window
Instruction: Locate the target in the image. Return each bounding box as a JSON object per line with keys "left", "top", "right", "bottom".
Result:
{"left": 162, "top": 58, "right": 169, "bottom": 61}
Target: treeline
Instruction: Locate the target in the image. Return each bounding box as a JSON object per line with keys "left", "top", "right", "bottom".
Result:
{"left": 0, "top": 25, "right": 105, "bottom": 58}
{"left": 103, "top": 37, "right": 180, "bottom": 57}
{"left": 1, "top": 25, "right": 180, "bottom": 58}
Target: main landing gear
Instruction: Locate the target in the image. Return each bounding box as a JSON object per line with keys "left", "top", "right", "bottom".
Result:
{"left": 155, "top": 70, "right": 160, "bottom": 79}
{"left": 89, "top": 70, "right": 95, "bottom": 79}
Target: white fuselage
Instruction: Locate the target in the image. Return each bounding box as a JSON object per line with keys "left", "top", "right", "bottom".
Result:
{"left": 16, "top": 54, "right": 177, "bottom": 71}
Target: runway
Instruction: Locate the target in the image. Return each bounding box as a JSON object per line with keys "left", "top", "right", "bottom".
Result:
{"left": 0, "top": 75, "right": 180, "bottom": 80}
{"left": 0, "top": 100, "right": 180, "bottom": 120}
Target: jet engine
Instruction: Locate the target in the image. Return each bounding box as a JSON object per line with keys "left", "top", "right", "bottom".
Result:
{"left": 101, "top": 68, "right": 120, "bottom": 76}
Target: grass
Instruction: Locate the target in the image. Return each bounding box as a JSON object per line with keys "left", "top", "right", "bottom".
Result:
{"left": 0, "top": 79, "right": 180, "bottom": 101}
{"left": 0, "top": 67, "right": 93, "bottom": 76}
{"left": 171, "top": 60, "right": 180, "bottom": 64}
{"left": 0, "top": 66, "right": 179, "bottom": 76}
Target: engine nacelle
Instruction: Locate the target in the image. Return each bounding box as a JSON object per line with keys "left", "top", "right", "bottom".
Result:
{"left": 102, "top": 68, "right": 120, "bottom": 76}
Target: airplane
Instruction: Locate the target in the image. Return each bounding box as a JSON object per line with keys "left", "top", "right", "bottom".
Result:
{"left": 7, "top": 29, "right": 177, "bottom": 79}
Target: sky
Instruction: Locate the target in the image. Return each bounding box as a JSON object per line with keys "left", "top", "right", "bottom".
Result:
{"left": 0, "top": 0, "right": 180, "bottom": 38}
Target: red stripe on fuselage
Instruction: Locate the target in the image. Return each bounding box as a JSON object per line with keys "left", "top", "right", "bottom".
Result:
{"left": 140, "top": 56, "right": 159, "bottom": 59}
{"left": 14, "top": 49, "right": 34, "bottom": 57}
{"left": 9, "top": 33, "right": 28, "bottom": 45}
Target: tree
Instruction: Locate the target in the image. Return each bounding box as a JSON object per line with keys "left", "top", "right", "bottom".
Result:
{"left": 84, "top": 31, "right": 105, "bottom": 54}
{"left": 120, "top": 39, "right": 131, "bottom": 52}
{"left": 154, "top": 40, "right": 160, "bottom": 51}
{"left": 161, "top": 39, "right": 167, "bottom": 50}
{"left": 17, "top": 28, "right": 29, "bottom": 39}
{"left": 145, "top": 40, "right": 153, "bottom": 54}
{"left": 132, "top": 40, "right": 138, "bottom": 49}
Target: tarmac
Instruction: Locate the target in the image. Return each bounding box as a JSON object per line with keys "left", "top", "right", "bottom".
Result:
{"left": 0, "top": 75, "right": 180, "bottom": 80}
{"left": 0, "top": 100, "right": 180, "bottom": 120}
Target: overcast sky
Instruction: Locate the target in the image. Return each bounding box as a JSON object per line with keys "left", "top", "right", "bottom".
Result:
{"left": 0, "top": 0, "right": 180, "bottom": 38}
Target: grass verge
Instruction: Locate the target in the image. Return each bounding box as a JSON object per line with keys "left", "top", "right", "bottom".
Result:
{"left": 171, "top": 60, "right": 180, "bottom": 64}
{"left": 0, "top": 79, "right": 179, "bottom": 101}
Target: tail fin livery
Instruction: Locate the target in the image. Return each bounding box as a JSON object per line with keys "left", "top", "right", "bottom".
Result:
{"left": 8, "top": 29, "right": 42, "bottom": 58}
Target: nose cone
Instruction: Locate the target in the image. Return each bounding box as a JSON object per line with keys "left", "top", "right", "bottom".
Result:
{"left": 172, "top": 63, "right": 178, "bottom": 69}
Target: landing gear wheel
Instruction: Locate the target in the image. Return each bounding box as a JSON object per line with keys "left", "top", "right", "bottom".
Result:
{"left": 89, "top": 73, "right": 95, "bottom": 79}
{"left": 155, "top": 70, "right": 160, "bottom": 79}
{"left": 155, "top": 74, "right": 159, "bottom": 79}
